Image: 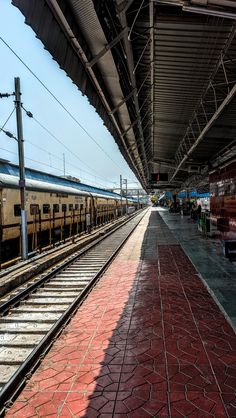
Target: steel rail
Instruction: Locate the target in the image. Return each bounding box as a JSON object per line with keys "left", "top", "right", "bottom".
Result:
{"left": 0, "top": 211, "right": 143, "bottom": 315}
{"left": 0, "top": 210, "right": 147, "bottom": 415}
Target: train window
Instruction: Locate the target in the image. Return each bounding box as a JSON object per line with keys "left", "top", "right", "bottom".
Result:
{"left": 75, "top": 204, "right": 79, "bottom": 210}
{"left": 56, "top": 193, "right": 68, "bottom": 198}
{"left": 80, "top": 204, "right": 84, "bottom": 210}
{"left": 43, "top": 204, "right": 50, "bottom": 214}
{"left": 53, "top": 204, "right": 59, "bottom": 213}
{"left": 30, "top": 204, "right": 39, "bottom": 215}
{"left": 62, "top": 204, "right": 67, "bottom": 212}
{"left": 14, "top": 204, "right": 21, "bottom": 217}
{"left": 69, "top": 204, "right": 73, "bottom": 211}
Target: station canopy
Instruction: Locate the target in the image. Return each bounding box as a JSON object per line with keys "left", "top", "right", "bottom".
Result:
{"left": 12, "top": 0, "right": 236, "bottom": 191}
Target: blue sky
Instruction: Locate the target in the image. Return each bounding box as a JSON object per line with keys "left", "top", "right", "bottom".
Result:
{"left": 0, "top": 0, "right": 141, "bottom": 190}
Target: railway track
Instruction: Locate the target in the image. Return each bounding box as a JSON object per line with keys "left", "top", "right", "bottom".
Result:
{"left": 0, "top": 209, "right": 146, "bottom": 414}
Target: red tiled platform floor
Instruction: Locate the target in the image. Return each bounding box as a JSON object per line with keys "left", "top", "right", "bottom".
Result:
{"left": 6, "top": 211, "right": 236, "bottom": 417}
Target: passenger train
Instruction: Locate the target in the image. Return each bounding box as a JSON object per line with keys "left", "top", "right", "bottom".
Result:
{"left": 0, "top": 162, "right": 140, "bottom": 261}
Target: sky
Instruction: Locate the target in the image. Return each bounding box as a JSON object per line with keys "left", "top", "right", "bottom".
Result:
{"left": 0, "top": 0, "right": 142, "bottom": 190}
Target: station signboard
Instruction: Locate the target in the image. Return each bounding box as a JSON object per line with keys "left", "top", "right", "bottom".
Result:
{"left": 150, "top": 173, "right": 168, "bottom": 182}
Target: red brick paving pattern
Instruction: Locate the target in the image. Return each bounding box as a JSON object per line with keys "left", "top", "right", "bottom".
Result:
{"left": 6, "top": 212, "right": 236, "bottom": 417}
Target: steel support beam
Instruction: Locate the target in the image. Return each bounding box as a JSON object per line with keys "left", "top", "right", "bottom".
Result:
{"left": 183, "top": 5, "right": 236, "bottom": 19}
{"left": 86, "top": 28, "right": 128, "bottom": 68}
{"left": 171, "top": 23, "right": 236, "bottom": 183}
{"left": 153, "top": 158, "right": 182, "bottom": 169}
{"left": 170, "top": 83, "right": 236, "bottom": 182}
{"left": 137, "top": 70, "right": 151, "bottom": 95}
{"left": 133, "top": 37, "right": 151, "bottom": 74}
{"left": 153, "top": 0, "right": 236, "bottom": 19}
{"left": 121, "top": 119, "right": 139, "bottom": 137}
{"left": 110, "top": 88, "right": 136, "bottom": 114}
{"left": 116, "top": 0, "right": 135, "bottom": 13}
{"left": 117, "top": 2, "right": 149, "bottom": 180}
{"left": 46, "top": 0, "right": 146, "bottom": 187}
{"left": 150, "top": 0, "right": 154, "bottom": 159}
{"left": 153, "top": 157, "right": 175, "bottom": 164}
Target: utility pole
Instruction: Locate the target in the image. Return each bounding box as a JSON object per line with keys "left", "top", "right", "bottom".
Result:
{"left": 125, "top": 180, "right": 128, "bottom": 214}
{"left": 120, "top": 174, "right": 123, "bottom": 215}
{"left": 123, "top": 178, "right": 128, "bottom": 214}
{"left": 15, "top": 77, "right": 28, "bottom": 260}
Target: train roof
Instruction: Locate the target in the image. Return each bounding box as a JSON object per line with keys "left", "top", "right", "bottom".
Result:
{"left": 0, "top": 162, "right": 123, "bottom": 200}
{"left": 0, "top": 173, "right": 92, "bottom": 198}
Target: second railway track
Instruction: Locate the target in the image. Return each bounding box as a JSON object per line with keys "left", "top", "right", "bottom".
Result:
{"left": 0, "top": 209, "right": 146, "bottom": 414}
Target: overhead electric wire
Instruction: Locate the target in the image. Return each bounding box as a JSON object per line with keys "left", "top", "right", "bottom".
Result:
{"left": 0, "top": 108, "right": 119, "bottom": 188}
{"left": 0, "top": 110, "right": 119, "bottom": 187}
{"left": 0, "top": 145, "right": 115, "bottom": 188}
{"left": 29, "top": 112, "right": 117, "bottom": 183}
{"left": 25, "top": 139, "right": 119, "bottom": 188}
{"left": 0, "top": 106, "right": 119, "bottom": 187}
{"left": 0, "top": 112, "right": 118, "bottom": 188}
{"left": 0, "top": 36, "right": 134, "bottom": 181}
{"left": 0, "top": 108, "right": 15, "bottom": 132}
{"left": 20, "top": 107, "right": 120, "bottom": 187}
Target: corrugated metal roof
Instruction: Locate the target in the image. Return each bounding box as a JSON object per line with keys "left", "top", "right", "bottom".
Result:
{"left": 12, "top": 0, "right": 236, "bottom": 191}
{"left": 12, "top": 0, "right": 147, "bottom": 187}
{"left": 129, "top": 2, "right": 235, "bottom": 185}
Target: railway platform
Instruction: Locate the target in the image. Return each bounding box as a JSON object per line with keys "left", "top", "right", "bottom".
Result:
{"left": 5, "top": 208, "right": 236, "bottom": 417}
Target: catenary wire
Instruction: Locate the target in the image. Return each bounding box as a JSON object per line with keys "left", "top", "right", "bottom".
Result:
{"left": 25, "top": 109, "right": 118, "bottom": 184}
{"left": 0, "top": 116, "right": 116, "bottom": 188}
{"left": 0, "top": 113, "right": 124, "bottom": 188}
{"left": 20, "top": 108, "right": 120, "bottom": 187}
{"left": 0, "top": 108, "right": 119, "bottom": 187}
{"left": 0, "top": 36, "right": 134, "bottom": 181}
{"left": 0, "top": 108, "right": 15, "bottom": 132}
{"left": 0, "top": 145, "right": 116, "bottom": 188}
{"left": 25, "top": 139, "right": 119, "bottom": 188}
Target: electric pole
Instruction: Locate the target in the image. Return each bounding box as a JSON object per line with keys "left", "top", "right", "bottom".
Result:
{"left": 120, "top": 174, "right": 123, "bottom": 214}
{"left": 15, "top": 77, "right": 28, "bottom": 260}
{"left": 123, "top": 178, "right": 128, "bottom": 214}
{"left": 125, "top": 180, "right": 128, "bottom": 214}
{"left": 0, "top": 77, "right": 28, "bottom": 260}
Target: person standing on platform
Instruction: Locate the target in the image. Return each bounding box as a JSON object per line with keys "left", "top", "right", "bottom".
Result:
{"left": 196, "top": 204, "right": 202, "bottom": 222}
{"left": 190, "top": 202, "right": 196, "bottom": 220}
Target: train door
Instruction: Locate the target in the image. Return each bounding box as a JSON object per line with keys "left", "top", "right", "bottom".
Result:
{"left": 84, "top": 197, "right": 90, "bottom": 233}
{"left": 84, "top": 197, "right": 88, "bottom": 232}
{"left": 107, "top": 199, "right": 109, "bottom": 223}
{"left": 94, "top": 197, "right": 98, "bottom": 227}
{"left": 90, "top": 195, "right": 96, "bottom": 227}
{"left": 115, "top": 200, "right": 118, "bottom": 219}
